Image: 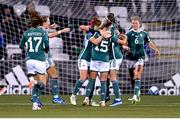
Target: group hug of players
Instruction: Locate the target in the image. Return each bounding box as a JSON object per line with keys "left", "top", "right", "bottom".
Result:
{"left": 70, "top": 13, "right": 160, "bottom": 107}
{"left": 19, "top": 11, "right": 160, "bottom": 110}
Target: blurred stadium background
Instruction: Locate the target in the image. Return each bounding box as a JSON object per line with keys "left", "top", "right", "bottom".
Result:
{"left": 0, "top": 0, "right": 180, "bottom": 96}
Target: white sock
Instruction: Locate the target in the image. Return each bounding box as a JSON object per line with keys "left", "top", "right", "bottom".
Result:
{"left": 133, "top": 95, "right": 137, "bottom": 99}
{"left": 115, "top": 98, "right": 121, "bottom": 101}
{"left": 33, "top": 102, "right": 38, "bottom": 106}
{"left": 101, "top": 101, "right": 105, "bottom": 103}
{"left": 85, "top": 97, "right": 89, "bottom": 100}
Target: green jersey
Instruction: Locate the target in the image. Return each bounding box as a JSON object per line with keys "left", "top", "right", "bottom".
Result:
{"left": 20, "top": 27, "right": 49, "bottom": 61}
{"left": 110, "top": 41, "right": 123, "bottom": 60}
{"left": 126, "top": 29, "right": 150, "bottom": 60}
{"left": 79, "top": 28, "right": 95, "bottom": 62}
{"left": 45, "top": 28, "right": 52, "bottom": 59}
{"left": 109, "top": 24, "right": 123, "bottom": 60}
{"left": 91, "top": 31, "right": 112, "bottom": 62}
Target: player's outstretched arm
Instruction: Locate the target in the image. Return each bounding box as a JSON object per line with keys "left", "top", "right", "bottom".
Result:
{"left": 49, "top": 23, "right": 58, "bottom": 29}
{"left": 48, "top": 28, "right": 70, "bottom": 38}
{"left": 19, "top": 34, "right": 26, "bottom": 49}
{"left": 148, "top": 41, "right": 160, "bottom": 56}
{"left": 79, "top": 25, "right": 91, "bottom": 32}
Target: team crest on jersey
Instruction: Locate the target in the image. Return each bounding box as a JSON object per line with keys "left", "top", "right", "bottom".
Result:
{"left": 140, "top": 34, "right": 143, "bottom": 37}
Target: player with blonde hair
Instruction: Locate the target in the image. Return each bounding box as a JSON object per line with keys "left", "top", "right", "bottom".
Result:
{"left": 126, "top": 16, "right": 160, "bottom": 104}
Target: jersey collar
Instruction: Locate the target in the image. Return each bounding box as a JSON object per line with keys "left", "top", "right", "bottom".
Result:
{"left": 131, "top": 28, "right": 143, "bottom": 32}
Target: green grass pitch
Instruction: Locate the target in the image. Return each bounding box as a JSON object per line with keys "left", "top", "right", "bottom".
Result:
{"left": 0, "top": 95, "right": 180, "bottom": 118}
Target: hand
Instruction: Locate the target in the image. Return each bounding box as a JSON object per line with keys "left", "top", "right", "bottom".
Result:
{"left": 100, "top": 30, "right": 112, "bottom": 39}
{"left": 49, "top": 23, "right": 58, "bottom": 29}
{"left": 122, "top": 45, "right": 130, "bottom": 52}
{"left": 61, "top": 28, "right": 70, "bottom": 33}
{"left": 118, "top": 34, "right": 126, "bottom": 40}
{"left": 154, "top": 49, "right": 160, "bottom": 56}
{"left": 104, "top": 31, "right": 112, "bottom": 38}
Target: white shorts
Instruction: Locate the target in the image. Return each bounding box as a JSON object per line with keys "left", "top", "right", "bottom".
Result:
{"left": 90, "top": 60, "right": 110, "bottom": 72}
{"left": 110, "top": 58, "right": 123, "bottom": 70}
{"left": 126, "top": 59, "right": 144, "bottom": 69}
{"left": 78, "top": 59, "right": 89, "bottom": 70}
{"left": 26, "top": 59, "right": 46, "bottom": 75}
{"left": 46, "top": 57, "right": 55, "bottom": 69}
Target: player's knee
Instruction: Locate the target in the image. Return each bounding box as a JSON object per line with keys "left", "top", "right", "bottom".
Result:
{"left": 36, "top": 74, "right": 48, "bottom": 85}
{"left": 90, "top": 73, "right": 97, "bottom": 79}
{"left": 101, "top": 78, "right": 107, "bottom": 82}
{"left": 80, "top": 74, "right": 87, "bottom": 80}
{"left": 80, "top": 77, "right": 86, "bottom": 81}
{"left": 90, "top": 76, "right": 96, "bottom": 80}
{"left": 50, "top": 74, "right": 59, "bottom": 79}
{"left": 137, "top": 75, "right": 142, "bottom": 80}
{"left": 101, "top": 76, "right": 108, "bottom": 81}
{"left": 133, "top": 73, "right": 138, "bottom": 79}
{"left": 110, "top": 73, "right": 117, "bottom": 80}
{"left": 137, "top": 72, "right": 143, "bottom": 78}
{"left": 48, "top": 72, "right": 59, "bottom": 79}
{"left": 111, "top": 79, "right": 118, "bottom": 84}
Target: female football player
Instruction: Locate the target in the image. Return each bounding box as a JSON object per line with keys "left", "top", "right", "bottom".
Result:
{"left": 70, "top": 17, "right": 101, "bottom": 105}
{"left": 27, "top": 11, "right": 70, "bottom": 106}
{"left": 82, "top": 15, "right": 117, "bottom": 107}
{"left": 107, "top": 13, "right": 127, "bottom": 106}
{"left": 45, "top": 27, "right": 70, "bottom": 104}
{"left": 126, "top": 16, "right": 160, "bottom": 104}
{"left": 19, "top": 13, "right": 49, "bottom": 110}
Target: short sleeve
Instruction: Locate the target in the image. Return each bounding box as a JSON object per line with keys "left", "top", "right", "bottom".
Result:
{"left": 19, "top": 33, "right": 26, "bottom": 49}
{"left": 111, "top": 32, "right": 118, "bottom": 43}
{"left": 42, "top": 31, "right": 49, "bottom": 49}
{"left": 144, "top": 31, "right": 151, "bottom": 43}
{"left": 126, "top": 32, "right": 130, "bottom": 42}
